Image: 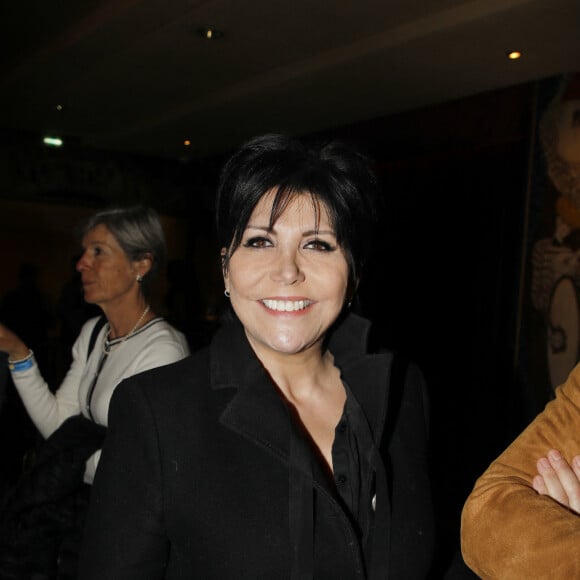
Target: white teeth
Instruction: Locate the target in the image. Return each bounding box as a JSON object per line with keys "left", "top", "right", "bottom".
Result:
{"left": 262, "top": 299, "right": 311, "bottom": 312}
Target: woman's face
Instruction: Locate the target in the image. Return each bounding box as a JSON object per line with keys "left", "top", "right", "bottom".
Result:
{"left": 77, "top": 224, "right": 142, "bottom": 307}
{"left": 223, "top": 191, "right": 350, "bottom": 358}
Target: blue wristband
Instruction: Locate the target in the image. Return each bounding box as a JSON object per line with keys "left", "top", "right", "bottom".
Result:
{"left": 8, "top": 351, "right": 35, "bottom": 373}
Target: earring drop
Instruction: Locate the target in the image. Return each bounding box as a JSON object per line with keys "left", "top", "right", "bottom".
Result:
{"left": 136, "top": 274, "right": 143, "bottom": 283}
{"left": 224, "top": 290, "right": 230, "bottom": 298}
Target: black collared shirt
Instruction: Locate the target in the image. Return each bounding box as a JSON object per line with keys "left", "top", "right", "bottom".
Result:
{"left": 332, "top": 383, "right": 378, "bottom": 558}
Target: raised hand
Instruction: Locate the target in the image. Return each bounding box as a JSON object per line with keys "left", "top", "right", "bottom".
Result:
{"left": 0, "top": 323, "right": 29, "bottom": 360}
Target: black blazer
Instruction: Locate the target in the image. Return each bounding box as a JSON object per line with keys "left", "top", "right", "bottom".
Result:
{"left": 79, "top": 313, "right": 434, "bottom": 579}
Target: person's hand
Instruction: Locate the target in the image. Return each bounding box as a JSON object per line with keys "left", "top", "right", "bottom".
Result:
{"left": 532, "top": 449, "right": 580, "bottom": 514}
{"left": 0, "top": 323, "right": 29, "bottom": 360}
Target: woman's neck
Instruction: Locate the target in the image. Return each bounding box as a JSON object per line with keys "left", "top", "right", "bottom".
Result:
{"left": 257, "top": 346, "right": 337, "bottom": 403}
{"left": 102, "top": 299, "right": 153, "bottom": 339}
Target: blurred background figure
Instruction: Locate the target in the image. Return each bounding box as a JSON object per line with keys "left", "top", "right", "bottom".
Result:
{"left": 0, "top": 262, "right": 54, "bottom": 514}
{"left": 0, "top": 262, "right": 56, "bottom": 380}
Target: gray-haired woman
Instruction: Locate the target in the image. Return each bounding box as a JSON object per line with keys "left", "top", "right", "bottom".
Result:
{"left": 0, "top": 205, "right": 190, "bottom": 577}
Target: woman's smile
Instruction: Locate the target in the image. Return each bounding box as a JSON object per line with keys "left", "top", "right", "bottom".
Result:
{"left": 260, "top": 298, "right": 314, "bottom": 313}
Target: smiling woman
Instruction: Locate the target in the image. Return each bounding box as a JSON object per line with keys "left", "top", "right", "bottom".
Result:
{"left": 223, "top": 190, "right": 350, "bottom": 361}
{"left": 79, "top": 135, "right": 436, "bottom": 580}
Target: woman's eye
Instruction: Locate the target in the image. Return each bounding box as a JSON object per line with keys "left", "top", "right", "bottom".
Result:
{"left": 244, "top": 236, "right": 272, "bottom": 248}
{"left": 305, "top": 239, "right": 334, "bottom": 252}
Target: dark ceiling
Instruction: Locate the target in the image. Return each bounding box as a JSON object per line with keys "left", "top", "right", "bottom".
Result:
{"left": 1, "top": 0, "right": 579, "bottom": 162}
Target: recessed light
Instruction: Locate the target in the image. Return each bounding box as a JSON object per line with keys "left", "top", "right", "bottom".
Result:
{"left": 184, "top": 139, "right": 191, "bottom": 147}
{"left": 197, "top": 26, "right": 223, "bottom": 40}
{"left": 507, "top": 51, "right": 522, "bottom": 60}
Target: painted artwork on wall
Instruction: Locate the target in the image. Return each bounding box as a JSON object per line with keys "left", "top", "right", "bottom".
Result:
{"left": 522, "top": 71, "right": 580, "bottom": 413}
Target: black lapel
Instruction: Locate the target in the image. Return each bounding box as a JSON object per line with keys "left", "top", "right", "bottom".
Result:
{"left": 327, "top": 313, "right": 393, "bottom": 445}
{"left": 211, "top": 319, "right": 293, "bottom": 466}
{"left": 210, "top": 314, "right": 392, "bottom": 485}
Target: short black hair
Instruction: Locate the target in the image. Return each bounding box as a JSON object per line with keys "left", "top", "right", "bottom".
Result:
{"left": 216, "top": 133, "right": 381, "bottom": 293}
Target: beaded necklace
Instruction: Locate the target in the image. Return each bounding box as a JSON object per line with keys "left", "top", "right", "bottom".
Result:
{"left": 102, "top": 304, "right": 150, "bottom": 354}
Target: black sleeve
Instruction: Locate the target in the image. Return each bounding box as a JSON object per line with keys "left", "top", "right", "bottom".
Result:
{"left": 78, "top": 378, "right": 169, "bottom": 580}
{"left": 385, "top": 358, "right": 436, "bottom": 578}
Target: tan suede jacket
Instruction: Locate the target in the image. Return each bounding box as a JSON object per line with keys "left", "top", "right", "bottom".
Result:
{"left": 461, "top": 363, "right": 580, "bottom": 579}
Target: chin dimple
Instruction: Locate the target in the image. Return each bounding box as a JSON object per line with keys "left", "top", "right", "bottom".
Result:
{"left": 262, "top": 299, "right": 311, "bottom": 312}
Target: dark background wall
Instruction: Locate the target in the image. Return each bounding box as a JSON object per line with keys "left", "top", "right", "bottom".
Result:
{"left": 0, "top": 79, "right": 544, "bottom": 577}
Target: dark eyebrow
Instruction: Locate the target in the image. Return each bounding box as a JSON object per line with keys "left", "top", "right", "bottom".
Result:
{"left": 245, "top": 225, "right": 336, "bottom": 237}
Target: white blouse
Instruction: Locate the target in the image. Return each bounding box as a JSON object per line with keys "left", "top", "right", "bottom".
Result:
{"left": 12, "top": 315, "right": 190, "bottom": 482}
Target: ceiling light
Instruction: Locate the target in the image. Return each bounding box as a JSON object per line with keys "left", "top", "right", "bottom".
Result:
{"left": 507, "top": 51, "right": 522, "bottom": 60}
{"left": 183, "top": 139, "right": 191, "bottom": 147}
{"left": 198, "top": 26, "right": 223, "bottom": 40}
{"left": 43, "top": 136, "right": 63, "bottom": 147}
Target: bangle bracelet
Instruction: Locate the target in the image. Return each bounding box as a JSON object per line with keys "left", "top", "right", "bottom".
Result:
{"left": 8, "top": 350, "right": 34, "bottom": 373}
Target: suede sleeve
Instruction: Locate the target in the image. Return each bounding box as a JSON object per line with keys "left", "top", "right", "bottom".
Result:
{"left": 460, "top": 363, "right": 580, "bottom": 579}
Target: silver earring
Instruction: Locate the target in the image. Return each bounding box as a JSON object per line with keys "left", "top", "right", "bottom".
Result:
{"left": 136, "top": 274, "right": 143, "bottom": 283}
{"left": 224, "top": 290, "right": 230, "bottom": 298}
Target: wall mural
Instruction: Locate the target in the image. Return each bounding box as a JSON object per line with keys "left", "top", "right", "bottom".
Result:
{"left": 528, "top": 72, "right": 580, "bottom": 397}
